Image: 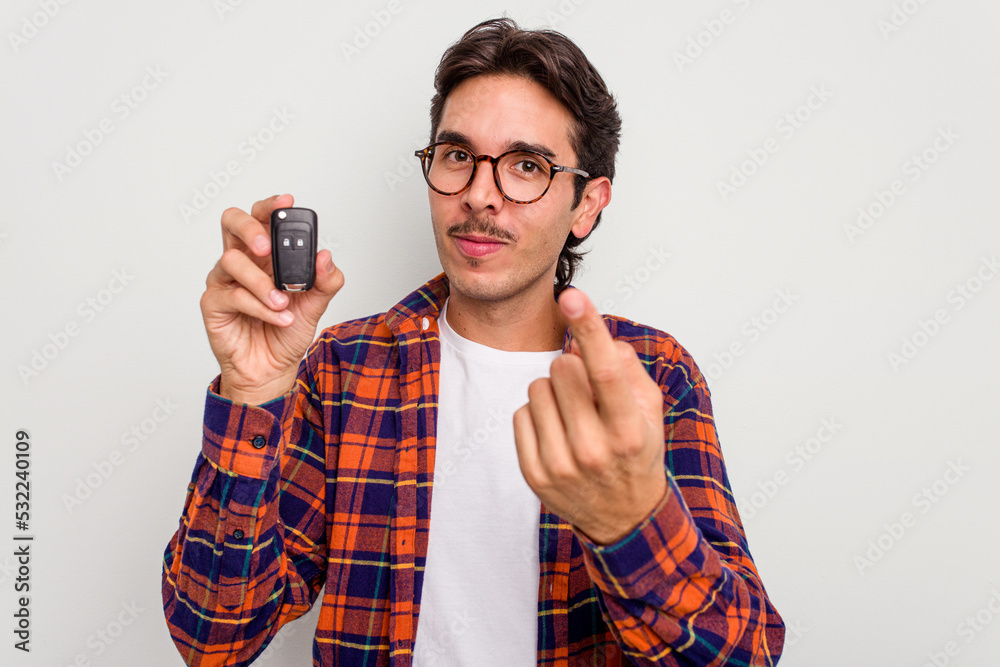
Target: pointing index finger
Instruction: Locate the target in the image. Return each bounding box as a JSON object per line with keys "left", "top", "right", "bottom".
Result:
{"left": 558, "top": 288, "right": 634, "bottom": 421}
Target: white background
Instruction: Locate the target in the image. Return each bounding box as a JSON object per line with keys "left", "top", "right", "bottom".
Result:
{"left": 2, "top": 1, "right": 999, "bottom": 665}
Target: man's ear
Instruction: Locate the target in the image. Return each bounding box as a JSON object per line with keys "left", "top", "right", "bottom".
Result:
{"left": 570, "top": 177, "right": 612, "bottom": 239}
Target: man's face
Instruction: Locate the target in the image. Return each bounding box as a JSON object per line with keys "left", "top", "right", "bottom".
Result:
{"left": 428, "top": 74, "right": 593, "bottom": 304}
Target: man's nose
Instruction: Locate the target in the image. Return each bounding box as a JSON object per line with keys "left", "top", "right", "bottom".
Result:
{"left": 462, "top": 156, "right": 504, "bottom": 211}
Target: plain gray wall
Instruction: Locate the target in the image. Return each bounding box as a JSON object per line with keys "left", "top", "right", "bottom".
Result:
{"left": 3, "top": 0, "right": 999, "bottom": 665}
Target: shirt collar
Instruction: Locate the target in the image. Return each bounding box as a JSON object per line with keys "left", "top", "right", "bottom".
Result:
{"left": 385, "top": 272, "right": 578, "bottom": 353}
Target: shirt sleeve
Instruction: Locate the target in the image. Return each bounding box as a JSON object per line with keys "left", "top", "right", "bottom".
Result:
{"left": 576, "top": 348, "right": 785, "bottom": 666}
{"left": 161, "top": 344, "right": 333, "bottom": 666}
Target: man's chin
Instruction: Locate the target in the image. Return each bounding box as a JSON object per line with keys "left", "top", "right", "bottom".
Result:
{"left": 444, "top": 265, "right": 516, "bottom": 303}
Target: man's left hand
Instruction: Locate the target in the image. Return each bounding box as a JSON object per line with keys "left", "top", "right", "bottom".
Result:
{"left": 513, "top": 288, "right": 668, "bottom": 546}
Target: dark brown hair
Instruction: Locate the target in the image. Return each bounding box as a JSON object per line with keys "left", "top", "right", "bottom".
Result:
{"left": 429, "top": 17, "right": 622, "bottom": 295}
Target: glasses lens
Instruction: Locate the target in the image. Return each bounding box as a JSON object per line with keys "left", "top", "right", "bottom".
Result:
{"left": 496, "top": 151, "right": 552, "bottom": 202}
{"left": 425, "top": 143, "right": 476, "bottom": 195}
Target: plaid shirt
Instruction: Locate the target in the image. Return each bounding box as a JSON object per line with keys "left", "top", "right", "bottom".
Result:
{"left": 162, "top": 272, "right": 784, "bottom": 666}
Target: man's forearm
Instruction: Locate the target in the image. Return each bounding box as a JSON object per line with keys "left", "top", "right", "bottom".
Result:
{"left": 580, "top": 471, "right": 784, "bottom": 666}
{"left": 161, "top": 378, "right": 328, "bottom": 665}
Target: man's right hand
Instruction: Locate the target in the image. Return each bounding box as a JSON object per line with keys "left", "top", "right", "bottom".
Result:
{"left": 200, "top": 194, "right": 345, "bottom": 405}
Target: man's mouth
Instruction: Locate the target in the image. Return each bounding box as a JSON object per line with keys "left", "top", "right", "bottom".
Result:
{"left": 453, "top": 235, "right": 507, "bottom": 258}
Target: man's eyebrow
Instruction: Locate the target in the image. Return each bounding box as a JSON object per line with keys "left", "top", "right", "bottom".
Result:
{"left": 435, "top": 130, "right": 558, "bottom": 160}
{"left": 436, "top": 129, "right": 472, "bottom": 146}
{"left": 507, "top": 140, "right": 557, "bottom": 159}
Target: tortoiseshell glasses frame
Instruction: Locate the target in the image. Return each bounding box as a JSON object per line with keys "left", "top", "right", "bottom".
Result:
{"left": 414, "top": 141, "right": 591, "bottom": 205}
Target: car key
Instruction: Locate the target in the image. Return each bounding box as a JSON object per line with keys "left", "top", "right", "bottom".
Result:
{"left": 270, "top": 207, "right": 318, "bottom": 292}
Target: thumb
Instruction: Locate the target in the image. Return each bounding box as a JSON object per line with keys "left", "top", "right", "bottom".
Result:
{"left": 294, "top": 250, "right": 345, "bottom": 321}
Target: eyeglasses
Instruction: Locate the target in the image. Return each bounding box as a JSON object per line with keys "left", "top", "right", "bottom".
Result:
{"left": 414, "top": 142, "right": 590, "bottom": 204}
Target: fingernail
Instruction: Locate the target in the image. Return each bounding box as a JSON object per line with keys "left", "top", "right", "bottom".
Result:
{"left": 562, "top": 289, "right": 584, "bottom": 318}
{"left": 255, "top": 236, "right": 270, "bottom": 254}
{"left": 270, "top": 289, "right": 287, "bottom": 307}
{"left": 277, "top": 310, "right": 294, "bottom": 325}
{"left": 326, "top": 254, "right": 335, "bottom": 272}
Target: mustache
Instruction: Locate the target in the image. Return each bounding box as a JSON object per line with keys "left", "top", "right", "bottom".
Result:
{"left": 447, "top": 215, "right": 516, "bottom": 243}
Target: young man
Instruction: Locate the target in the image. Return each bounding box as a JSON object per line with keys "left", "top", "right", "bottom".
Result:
{"left": 162, "top": 18, "right": 784, "bottom": 666}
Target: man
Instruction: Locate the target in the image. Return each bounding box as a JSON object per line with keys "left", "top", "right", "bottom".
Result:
{"left": 162, "top": 17, "right": 784, "bottom": 666}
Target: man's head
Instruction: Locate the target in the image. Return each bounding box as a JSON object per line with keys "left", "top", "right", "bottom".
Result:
{"left": 425, "top": 18, "right": 622, "bottom": 298}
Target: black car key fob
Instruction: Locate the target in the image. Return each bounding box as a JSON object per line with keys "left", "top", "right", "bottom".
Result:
{"left": 270, "top": 207, "right": 317, "bottom": 292}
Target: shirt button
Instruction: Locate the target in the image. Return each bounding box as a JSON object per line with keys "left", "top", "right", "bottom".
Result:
{"left": 233, "top": 529, "right": 244, "bottom": 539}
{"left": 251, "top": 435, "right": 266, "bottom": 449}
{"left": 422, "top": 317, "right": 430, "bottom": 331}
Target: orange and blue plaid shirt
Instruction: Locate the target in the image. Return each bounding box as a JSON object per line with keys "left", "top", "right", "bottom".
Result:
{"left": 162, "top": 272, "right": 784, "bottom": 666}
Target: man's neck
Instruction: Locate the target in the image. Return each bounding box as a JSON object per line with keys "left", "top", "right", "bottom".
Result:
{"left": 444, "top": 283, "right": 568, "bottom": 352}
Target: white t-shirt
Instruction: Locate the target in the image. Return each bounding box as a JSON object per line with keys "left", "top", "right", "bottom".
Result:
{"left": 411, "top": 296, "right": 563, "bottom": 666}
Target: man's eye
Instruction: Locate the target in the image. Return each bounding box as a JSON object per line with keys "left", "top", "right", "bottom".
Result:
{"left": 514, "top": 158, "right": 542, "bottom": 174}
{"left": 445, "top": 149, "right": 471, "bottom": 162}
